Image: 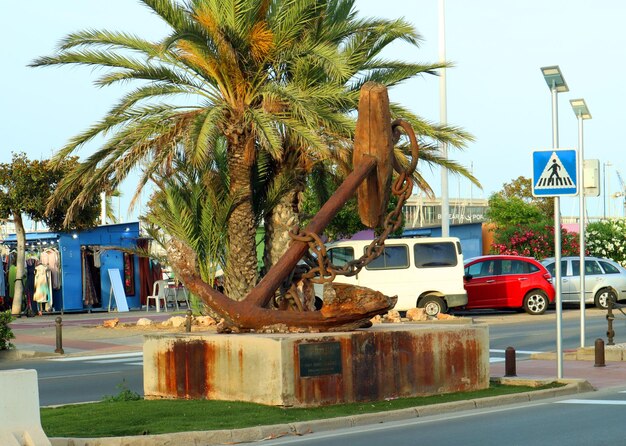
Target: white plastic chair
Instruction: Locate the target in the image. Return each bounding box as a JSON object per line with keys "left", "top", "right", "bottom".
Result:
{"left": 175, "top": 286, "right": 190, "bottom": 309}
{"left": 146, "top": 280, "right": 169, "bottom": 312}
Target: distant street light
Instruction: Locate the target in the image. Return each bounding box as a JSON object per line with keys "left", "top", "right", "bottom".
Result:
{"left": 570, "top": 98, "right": 591, "bottom": 349}
{"left": 541, "top": 65, "right": 568, "bottom": 379}
{"left": 439, "top": 0, "right": 449, "bottom": 236}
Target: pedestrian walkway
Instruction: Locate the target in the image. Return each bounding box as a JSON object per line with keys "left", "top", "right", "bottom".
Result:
{"left": 3, "top": 310, "right": 173, "bottom": 358}
{"left": 490, "top": 357, "right": 626, "bottom": 390}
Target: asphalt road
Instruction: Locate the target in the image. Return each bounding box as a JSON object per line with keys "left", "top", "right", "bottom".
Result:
{"left": 472, "top": 306, "right": 611, "bottom": 352}
{"left": 246, "top": 385, "right": 626, "bottom": 446}
{"left": 0, "top": 351, "right": 143, "bottom": 406}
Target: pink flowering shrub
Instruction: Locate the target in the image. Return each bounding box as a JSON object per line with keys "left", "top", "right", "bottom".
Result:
{"left": 490, "top": 224, "right": 580, "bottom": 259}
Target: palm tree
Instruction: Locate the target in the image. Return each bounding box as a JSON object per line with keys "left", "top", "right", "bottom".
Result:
{"left": 262, "top": 0, "right": 479, "bottom": 270}
{"left": 31, "top": 0, "right": 352, "bottom": 300}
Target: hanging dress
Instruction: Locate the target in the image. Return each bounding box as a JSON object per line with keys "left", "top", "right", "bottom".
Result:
{"left": 0, "top": 261, "right": 5, "bottom": 298}
{"left": 82, "top": 253, "right": 98, "bottom": 307}
{"left": 8, "top": 264, "right": 16, "bottom": 302}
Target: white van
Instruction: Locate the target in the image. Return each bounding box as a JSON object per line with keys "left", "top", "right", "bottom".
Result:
{"left": 316, "top": 237, "right": 467, "bottom": 316}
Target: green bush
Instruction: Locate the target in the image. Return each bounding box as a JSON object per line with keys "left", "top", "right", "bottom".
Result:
{"left": 102, "top": 380, "right": 141, "bottom": 402}
{"left": 0, "top": 311, "right": 15, "bottom": 350}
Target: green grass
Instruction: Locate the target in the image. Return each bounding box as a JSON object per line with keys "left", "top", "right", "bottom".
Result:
{"left": 41, "top": 382, "right": 562, "bottom": 438}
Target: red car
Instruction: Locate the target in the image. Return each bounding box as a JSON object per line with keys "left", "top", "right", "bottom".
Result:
{"left": 463, "top": 255, "right": 555, "bottom": 315}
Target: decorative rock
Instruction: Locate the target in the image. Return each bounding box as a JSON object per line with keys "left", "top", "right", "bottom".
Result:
{"left": 370, "top": 315, "right": 383, "bottom": 324}
{"left": 169, "top": 316, "right": 187, "bottom": 328}
{"left": 406, "top": 308, "right": 429, "bottom": 321}
{"left": 437, "top": 313, "right": 456, "bottom": 320}
{"left": 136, "top": 318, "right": 153, "bottom": 326}
{"left": 102, "top": 318, "right": 119, "bottom": 328}
{"left": 196, "top": 316, "right": 217, "bottom": 326}
{"left": 385, "top": 310, "right": 401, "bottom": 323}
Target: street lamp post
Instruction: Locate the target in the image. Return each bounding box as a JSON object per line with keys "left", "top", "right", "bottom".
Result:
{"left": 541, "top": 65, "right": 568, "bottom": 379}
{"left": 570, "top": 98, "right": 591, "bottom": 349}
{"left": 439, "top": 0, "right": 449, "bottom": 236}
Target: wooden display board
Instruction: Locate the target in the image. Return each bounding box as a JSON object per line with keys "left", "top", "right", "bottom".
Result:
{"left": 108, "top": 268, "right": 130, "bottom": 312}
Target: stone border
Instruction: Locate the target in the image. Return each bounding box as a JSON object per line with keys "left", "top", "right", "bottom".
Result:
{"left": 49, "top": 379, "right": 594, "bottom": 446}
{"left": 0, "top": 349, "right": 56, "bottom": 360}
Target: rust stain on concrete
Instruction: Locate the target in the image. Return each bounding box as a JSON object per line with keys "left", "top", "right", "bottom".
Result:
{"left": 155, "top": 339, "right": 215, "bottom": 399}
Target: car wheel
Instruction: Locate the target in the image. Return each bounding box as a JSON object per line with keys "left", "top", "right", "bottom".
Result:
{"left": 418, "top": 295, "right": 447, "bottom": 317}
{"left": 594, "top": 288, "right": 617, "bottom": 309}
{"left": 523, "top": 290, "right": 548, "bottom": 315}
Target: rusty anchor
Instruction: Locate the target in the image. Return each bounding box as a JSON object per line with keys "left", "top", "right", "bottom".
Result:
{"left": 167, "top": 82, "right": 419, "bottom": 332}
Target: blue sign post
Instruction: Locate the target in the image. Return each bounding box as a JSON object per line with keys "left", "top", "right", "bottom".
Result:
{"left": 532, "top": 149, "right": 578, "bottom": 197}
{"left": 532, "top": 148, "right": 578, "bottom": 380}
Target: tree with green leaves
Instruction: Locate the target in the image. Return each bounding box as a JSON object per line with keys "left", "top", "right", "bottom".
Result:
{"left": 32, "top": 0, "right": 478, "bottom": 304}
{"left": 486, "top": 176, "right": 577, "bottom": 258}
{"left": 0, "top": 152, "right": 100, "bottom": 314}
{"left": 495, "top": 176, "right": 553, "bottom": 220}
{"left": 32, "top": 0, "right": 357, "bottom": 301}
{"left": 261, "top": 0, "right": 478, "bottom": 270}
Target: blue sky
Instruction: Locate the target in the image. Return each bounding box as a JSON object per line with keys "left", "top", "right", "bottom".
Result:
{"left": 3, "top": 1, "right": 624, "bottom": 223}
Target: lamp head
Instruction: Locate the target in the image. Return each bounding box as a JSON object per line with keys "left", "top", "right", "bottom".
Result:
{"left": 570, "top": 98, "right": 591, "bottom": 120}
{"left": 541, "top": 66, "right": 569, "bottom": 92}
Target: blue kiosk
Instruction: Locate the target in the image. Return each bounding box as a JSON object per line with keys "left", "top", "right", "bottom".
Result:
{"left": 3, "top": 222, "right": 142, "bottom": 312}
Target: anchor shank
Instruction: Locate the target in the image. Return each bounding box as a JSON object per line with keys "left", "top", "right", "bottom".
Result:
{"left": 245, "top": 156, "right": 378, "bottom": 307}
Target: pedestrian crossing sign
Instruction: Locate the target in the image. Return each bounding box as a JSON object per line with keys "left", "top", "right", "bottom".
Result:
{"left": 532, "top": 149, "right": 578, "bottom": 197}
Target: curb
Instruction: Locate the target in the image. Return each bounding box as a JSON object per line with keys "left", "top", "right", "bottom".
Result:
{"left": 49, "top": 378, "right": 593, "bottom": 446}
{"left": 531, "top": 344, "right": 626, "bottom": 362}
{"left": 0, "top": 349, "right": 58, "bottom": 361}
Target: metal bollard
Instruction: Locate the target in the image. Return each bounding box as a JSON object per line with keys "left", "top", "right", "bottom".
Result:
{"left": 185, "top": 309, "right": 193, "bottom": 333}
{"left": 504, "top": 346, "right": 516, "bottom": 377}
{"left": 54, "top": 317, "right": 64, "bottom": 354}
{"left": 607, "top": 299, "right": 615, "bottom": 346}
{"left": 595, "top": 338, "right": 606, "bottom": 367}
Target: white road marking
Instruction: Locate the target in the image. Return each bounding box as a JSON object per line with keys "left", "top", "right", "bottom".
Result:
{"left": 90, "top": 358, "right": 144, "bottom": 364}
{"left": 489, "top": 349, "right": 542, "bottom": 355}
{"left": 49, "top": 352, "right": 142, "bottom": 362}
{"left": 39, "top": 371, "right": 124, "bottom": 381}
{"left": 556, "top": 399, "right": 626, "bottom": 405}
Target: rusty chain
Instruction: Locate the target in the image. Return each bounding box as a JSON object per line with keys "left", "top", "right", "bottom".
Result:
{"left": 289, "top": 118, "right": 419, "bottom": 285}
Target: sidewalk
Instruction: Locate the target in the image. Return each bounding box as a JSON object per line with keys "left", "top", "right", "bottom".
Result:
{"left": 4, "top": 309, "right": 173, "bottom": 359}
{"left": 490, "top": 356, "right": 626, "bottom": 390}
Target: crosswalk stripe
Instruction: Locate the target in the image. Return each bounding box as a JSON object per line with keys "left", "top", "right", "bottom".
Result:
{"left": 489, "top": 349, "right": 541, "bottom": 355}
{"left": 49, "top": 352, "right": 142, "bottom": 362}
{"left": 556, "top": 399, "right": 626, "bottom": 405}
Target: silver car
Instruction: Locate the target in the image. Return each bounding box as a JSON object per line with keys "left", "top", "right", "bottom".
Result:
{"left": 540, "top": 256, "right": 626, "bottom": 309}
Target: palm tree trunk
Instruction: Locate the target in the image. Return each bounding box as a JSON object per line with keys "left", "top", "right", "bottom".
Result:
{"left": 11, "top": 213, "right": 26, "bottom": 315}
{"left": 264, "top": 187, "right": 302, "bottom": 271}
{"left": 224, "top": 136, "right": 258, "bottom": 301}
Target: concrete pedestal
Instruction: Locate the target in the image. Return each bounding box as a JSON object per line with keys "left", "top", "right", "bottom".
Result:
{"left": 143, "top": 323, "right": 489, "bottom": 407}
